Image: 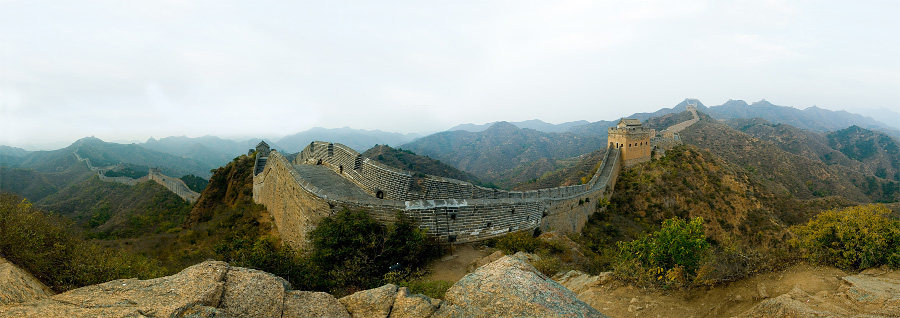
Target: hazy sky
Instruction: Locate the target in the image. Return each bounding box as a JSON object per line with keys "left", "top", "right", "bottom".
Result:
{"left": 2, "top": 1, "right": 898, "bottom": 150}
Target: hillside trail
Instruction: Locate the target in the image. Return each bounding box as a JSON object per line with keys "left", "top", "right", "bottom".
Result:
{"left": 569, "top": 263, "right": 900, "bottom": 318}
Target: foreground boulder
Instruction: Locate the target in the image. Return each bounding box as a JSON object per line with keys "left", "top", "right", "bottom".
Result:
{"left": 0, "top": 257, "right": 53, "bottom": 306}
{"left": 0, "top": 255, "right": 607, "bottom": 318}
{"left": 0, "top": 261, "right": 347, "bottom": 318}
{"left": 433, "top": 256, "right": 609, "bottom": 318}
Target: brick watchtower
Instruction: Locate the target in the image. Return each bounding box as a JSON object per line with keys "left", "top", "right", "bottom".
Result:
{"left": 608, "top": 118, "right": 654, "bottom": 167}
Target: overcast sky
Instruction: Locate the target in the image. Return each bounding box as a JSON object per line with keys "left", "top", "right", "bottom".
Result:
{"left": 1, "top": 1, "right": 898, "bottom": 150}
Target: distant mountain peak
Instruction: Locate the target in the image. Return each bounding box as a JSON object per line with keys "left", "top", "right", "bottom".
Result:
{"left": 751, "top": 99, "right": 775, "bottom": 107}
{"left": 676, "top": 98, "right": 706, "bottom": 109}
{"left": 486, "top": 121, "right": 520, "bottom": 132}
{"left": 723, "top": 99, "right": 749, "bottom": 107}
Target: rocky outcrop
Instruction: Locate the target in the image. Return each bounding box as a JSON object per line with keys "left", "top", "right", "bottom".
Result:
{"left": 0, "top": 255, "right": 608, "bottom": 318}
{"left": 737, "top": 267, "right": 900, "bottom": 318}
{"left": 285, "top": 291, "right": 350, "bottom": 318}
{"left": 0, "top": 261, "right": 348, "bottom": 318}
{"left": 434, "top": 255, "right": 609, "bottom": 318}
{"left": 0, "top": 257, "right": 53, "bottom": 306}
{"left": 466, "top": 250, "right": 504, "bottom": 273}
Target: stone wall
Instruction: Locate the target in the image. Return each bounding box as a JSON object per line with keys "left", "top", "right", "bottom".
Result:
{"left": 253, "top": 151, "right": 335, "bottom": 249}
{"left": 296, "top": 141, "right": 603, "bottom": 202}
{"left": 258, "top": 110, "right": 696, "bottom": 246}
{"left": 80, "top": 150, "right": 200, "bottom": 203}
{"left": 297, "top": 142, "right": 416, "bottom": 200}
{"left": 147, "top": 171, "right": 200, "bottom": 203}
{"left": 253, "top": 147, "right": 622, "bottom": 248}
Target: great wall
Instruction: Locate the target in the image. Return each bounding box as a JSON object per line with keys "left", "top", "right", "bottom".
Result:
{"left": 74, "top": 148, "right": 201, "bottom": 203}
{"left": 252, "top": 109, "right": 701, "bottom": 250}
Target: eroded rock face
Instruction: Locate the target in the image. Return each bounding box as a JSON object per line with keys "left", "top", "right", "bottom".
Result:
{"left": 0, "top": 257, "right": 53, "bottom": 306}
{"left": 0, "top": 255, "right": 609, "bottom": 318}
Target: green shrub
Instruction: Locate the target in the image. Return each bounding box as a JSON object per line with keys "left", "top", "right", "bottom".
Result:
{"left": 0, "top": 193, "right": 165, "bottom": 292}
{"left": 383, "top": 269, "right": 453, "bottom": 299}
{"left": 310, "top": 209, "right": 440, "bottom": 295}
{"left": 494, "top": 231, "right": 541, "bottom": 255}
{"left": 214, "top": 235, "right": 324, "bottom": 291}
{"left": 791, "top": 204, "right": 900, "bottom": 270}
{"left": 530, "top": 253, "right": 563, "bottom": 276}
{"left": 614, "top": 217, "right": 710, "bottom": 288}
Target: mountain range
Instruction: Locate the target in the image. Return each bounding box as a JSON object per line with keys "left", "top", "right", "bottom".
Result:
{"left": 399, "top": 121, "right": 606, "bottom": 188}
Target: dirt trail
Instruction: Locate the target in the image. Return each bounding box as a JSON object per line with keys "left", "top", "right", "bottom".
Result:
{"left": 424, "top": 244, "right": 493, "bottom": 283}
{"left": 566, "top": 264, "right": 897, "bottom": 317}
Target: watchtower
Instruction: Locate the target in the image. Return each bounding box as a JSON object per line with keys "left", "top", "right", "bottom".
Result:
{"left": 255, "top": 141, "right": 271, "bottom": 156}
{"left": 608, "top": 118, "right": 654, "bottom": 167}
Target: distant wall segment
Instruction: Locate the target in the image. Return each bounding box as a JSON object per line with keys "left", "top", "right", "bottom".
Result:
{"left": 76, "top": 148, "right": 200, "bottom": 203}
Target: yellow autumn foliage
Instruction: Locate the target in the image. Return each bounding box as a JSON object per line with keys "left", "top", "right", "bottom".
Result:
{"left": 790, "top": 204, "right": 900, "bottom": 270}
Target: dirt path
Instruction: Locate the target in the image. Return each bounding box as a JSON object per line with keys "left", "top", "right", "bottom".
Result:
{"left": 571, "top": 264, "right": 855, "bottom": 317}
{"left": 424, "top": 244, "right": 493, "bottom": 283}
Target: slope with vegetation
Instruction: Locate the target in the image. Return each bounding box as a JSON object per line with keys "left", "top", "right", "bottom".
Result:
{"left": 87, "top": 154, "right": 444, "bottom": 297}
{"left": 38, "top": 177, "right": 193, "bottom": 239}
{"left": 680, "top": 113, "right": 898, "bottom": 202}
{"left": 512, "top": 150, "right": 605, "bottom": 191}
{"left": 577, "top": 145, "right": 859, "bottom": 284}
{"left": 0, "top": 193, "right": 164, "bottom": 292}
{"left": 827, "top": 125, "right": 900, "bottom": 182}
